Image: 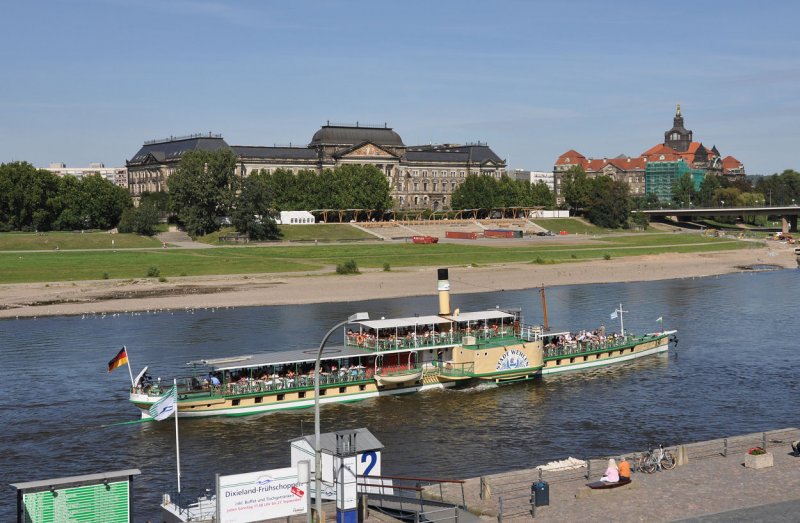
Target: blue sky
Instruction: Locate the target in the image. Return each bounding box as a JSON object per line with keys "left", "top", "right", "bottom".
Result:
{"left": 2, "top": 0, "right": 798, "bottom": 175}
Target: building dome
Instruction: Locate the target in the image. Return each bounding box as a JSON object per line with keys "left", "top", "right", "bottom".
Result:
{"left": 310, "top": 123, "right": 405, "bottom": 147}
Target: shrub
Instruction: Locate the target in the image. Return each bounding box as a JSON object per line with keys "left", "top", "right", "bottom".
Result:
{"left": 147, "top": 265, "right": 160, "bottom": 277}
{"left": 603, "top": 254, "right": 612, "bottom": 260}
{"left": 383, "top": 263, "right": 391, "bottom": 272}
{"left": 534, "top": 256, "right": 545, "bottom": 264}
{"left": 748, "top": 447, "right": 766, "bottom": 455}
{"left": 102, "top": 272, "right": 109, "bottom": 280}
{"left": 158, "top": 276, "right": 167, "bottom": 283}
{"left": 336, "top": 259, "right": 360, "bottom": 275}
{"left": 571, "top": 254, "right": 577, "bottom": 259}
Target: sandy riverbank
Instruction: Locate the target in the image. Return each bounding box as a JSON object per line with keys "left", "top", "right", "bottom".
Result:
{"left": 0, "top": 244, "right": 794, "bottom": 319}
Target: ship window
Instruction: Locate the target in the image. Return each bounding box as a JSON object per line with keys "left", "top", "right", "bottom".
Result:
{"left": 339, "top": 387, "right": 346, "bottom": 394}
{"left": 232, "top": 399, "right": 240, "bottom": 406}
{"left": 320, "top": 389, "right": 327, "bottom": 396}
{"left": 359, "top": 384, "right": 366, "bottom": 391}
{"left": 570, "top": 357, "right": 575, "bottom": 363}
{"left": 596, "top": 354, "right": 601, "bottom": 359}
{"left": 255, "top": 396, "right": 263, "bottom": 404}
{"left": 583, "top": 356, "right": 588, "bottom": 362}
{"left": 556, "top": 359, "right": 561, "bottom": 366}
{"left": 298, "top": 392, "right": 306, "bottom": 399}
{"left": 277, "top": 394, "right": 285, "bottom": 401}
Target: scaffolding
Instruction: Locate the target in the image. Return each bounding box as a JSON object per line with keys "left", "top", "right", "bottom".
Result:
{"left": 645, "top": 161, "right": 705, "bottom": 202}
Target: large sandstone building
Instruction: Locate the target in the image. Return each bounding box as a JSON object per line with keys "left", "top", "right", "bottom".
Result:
{"left": 127, "top": 123, "right": 506, "bottom": 210}
{"left": 553, "top": 106, "right": 745, "bottom": 203}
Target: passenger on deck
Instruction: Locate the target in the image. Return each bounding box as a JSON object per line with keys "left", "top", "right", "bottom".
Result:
{"left": 618, "top": 458, "right": 631, "bottom": 481}
{"left": 601, "top": 459, "right": 619, "bottom": 483}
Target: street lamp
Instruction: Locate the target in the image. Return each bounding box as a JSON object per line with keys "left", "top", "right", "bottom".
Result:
{"left": 314, "top": 312, "right": 369, "bottom": 522}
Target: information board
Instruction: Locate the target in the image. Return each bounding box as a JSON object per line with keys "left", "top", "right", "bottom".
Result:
{"left": 217, "top": 467, "right": 306, "bottom": 523}
{"left": 21, "top": 481, "right": 129, "bottom": 523}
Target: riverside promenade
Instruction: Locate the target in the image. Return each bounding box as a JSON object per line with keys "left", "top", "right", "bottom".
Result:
{"left": 429, "top": 428, "right": 800, "bottom": 522}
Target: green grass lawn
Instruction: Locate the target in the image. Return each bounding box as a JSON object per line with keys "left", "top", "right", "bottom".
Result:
{"left": 0, "top": 234, "right": 759, "bottom": 284}
{"left": 0, "top": 232, "right": 162, "bottom": 251}
{"left": 278, "top": 224, "right": 375, "bottom": 241}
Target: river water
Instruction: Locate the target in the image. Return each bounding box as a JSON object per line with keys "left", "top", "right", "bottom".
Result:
{"left": 1, "top": 269, "right": 797, "bottom": 520}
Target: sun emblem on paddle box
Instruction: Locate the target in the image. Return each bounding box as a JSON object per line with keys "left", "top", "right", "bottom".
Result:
{"left": 496, "top": 349, "right": 529, "bottom": 371}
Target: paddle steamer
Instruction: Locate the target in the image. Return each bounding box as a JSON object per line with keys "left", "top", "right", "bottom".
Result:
{"left": 129, "top": 269, "right": 675, "bottom": 418}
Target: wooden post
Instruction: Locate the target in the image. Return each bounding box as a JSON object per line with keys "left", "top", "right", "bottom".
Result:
{"left": 498, "top": 496, "right": 503, "bottom": 523}
{"left": 540, "top": 286, "right": 550, "bottom": 332}
{"left": 723, "top": 438, "right": 728, "bottom": 457}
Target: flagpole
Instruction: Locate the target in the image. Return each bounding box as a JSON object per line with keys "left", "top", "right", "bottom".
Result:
{"left": 619, "top": 304, "right": 624, "bottom": 336}
{"left": 174, "top": 378, "right": 181, "bottom": 496}
{"left": 125, "top": 346, "right": 135, "bottom": 388}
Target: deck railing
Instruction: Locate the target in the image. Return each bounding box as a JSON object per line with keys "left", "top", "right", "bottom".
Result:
{"left": 543, "top": 332, "right": 663, "bottom": 360}
{"left": 430, "top": 361, "right": 475, "bottom": 378}
{"left": 345, "top": 326, "right": 523, "bottom": 352}
{"left": 134, "top": 369, "right": 371, "bottom": 399}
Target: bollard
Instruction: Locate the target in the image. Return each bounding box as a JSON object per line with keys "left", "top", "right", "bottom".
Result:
{"left": 762, "top": 432, "right": 768, "bottom": 451}
{"left": 723, "top": 438, "right": 728, "bottom": 457}
{"left": 498, "top": 496, "right": 503, "bottom": 523}
{"left": 586, "top": 459, "right": 591, "bottom": 480}
{"left": 538, "top": 468, "right": 543, "bottom": 482}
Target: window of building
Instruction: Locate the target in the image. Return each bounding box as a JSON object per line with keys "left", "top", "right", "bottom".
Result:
{"left": 459, "top": 170, "right": 465, "bottom": 177}
{"left": 450, "top": 171, "right": 456, "bottom": 177}
{"left": 414, "top": 182, "right": 419, "bottom": 191}
{"left": 433, "top": 182, "right": 438, "bottom": 191}
{"left": 432, "top": 170, "right": 437, "bottom": 178}
{"left": 423, "top": 182, "right": 428, "bottom": 191}
{"left": 413, "top": 170, "right": 419, "bottom": 177}
{"left": 422, "top": 170, "right": 427, "bottom": 177}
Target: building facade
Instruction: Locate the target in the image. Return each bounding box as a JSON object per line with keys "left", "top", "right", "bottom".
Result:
{"left": 553, "top": 105, "right": 745, "bottom": 203}
{"left": 511, "top": 169, "right": 555, "bottom": 192}
{"left": 127, "top": 124, "right": 506, "bottom": 210}
{"left": 45, "top": 162, "right": 128, "bottom": 188}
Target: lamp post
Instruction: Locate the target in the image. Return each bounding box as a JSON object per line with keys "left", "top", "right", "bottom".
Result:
{"left": 314, "top": 312, "right": 368, "bottom": 522}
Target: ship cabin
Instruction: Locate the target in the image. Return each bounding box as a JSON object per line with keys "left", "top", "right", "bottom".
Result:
{"left": 137, "top": 346, "right": 380, "bottom": 398}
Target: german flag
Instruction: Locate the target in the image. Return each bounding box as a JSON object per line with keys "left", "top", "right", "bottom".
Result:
{"left": 108, "top": 347, "right": 129, "bottom": 373}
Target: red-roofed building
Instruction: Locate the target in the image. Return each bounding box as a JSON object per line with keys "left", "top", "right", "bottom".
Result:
{"left": 722, "top": 155, "right": 745, "bottom": 176}
{"left": 553, "top": 105, "right": 745, "bottom": 204}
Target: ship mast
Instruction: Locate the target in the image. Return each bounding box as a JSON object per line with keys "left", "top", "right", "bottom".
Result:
{"left": 540, "top": 285, "right": 550, "bottom": 332}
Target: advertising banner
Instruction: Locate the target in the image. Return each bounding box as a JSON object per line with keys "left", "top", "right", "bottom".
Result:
{"left": 217, "top": 467, "right": 307, "bottom": 523}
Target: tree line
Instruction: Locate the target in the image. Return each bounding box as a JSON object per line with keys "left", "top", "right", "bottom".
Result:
{"left": 559, "top": 166, "right": 800, "bottom": 229}
{"left": 450, "top": 174, "right": 554, "bottom": 210}
{"left": 0, "top": 161, "right": 131, "bottom": 232}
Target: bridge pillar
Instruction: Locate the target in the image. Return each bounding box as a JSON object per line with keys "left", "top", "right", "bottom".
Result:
{"left": 782, "top": 215, "right": 798, "bottom": 234}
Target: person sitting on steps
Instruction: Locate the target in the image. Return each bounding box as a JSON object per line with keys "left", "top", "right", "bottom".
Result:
{"left": 618, "top": 457, "right": 631, "bottom": 481}
{"left": 601, "top": 458, "right": 619, "bottom": 483}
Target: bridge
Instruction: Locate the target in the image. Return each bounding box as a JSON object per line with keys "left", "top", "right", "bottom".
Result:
{"left": 636, "top": 205, "right": 800, "bottom": 233}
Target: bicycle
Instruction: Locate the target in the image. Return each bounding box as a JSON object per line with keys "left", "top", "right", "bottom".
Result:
{"left": 637, "top": 444, "right": 676, "bottom": 473}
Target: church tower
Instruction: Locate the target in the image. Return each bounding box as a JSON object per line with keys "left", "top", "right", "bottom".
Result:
{"left": 664, "top": 103, "right": 693, "bottom": 152}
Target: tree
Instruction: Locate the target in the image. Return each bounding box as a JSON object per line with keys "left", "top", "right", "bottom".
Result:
{"left": 584, "top": 176, "right": 631, "bottom": 228}
{"left": 231, "top": 170, "right": 280, "bottom": 240}
{"left": 167, "top": 149, "right": 239, "bottom": 236}
{"left": 755, "top": 169, "right": 800, "bottom": 206}
{"left": 450, "top": 174, "right": 497, "bottom": 209}
{"left": 560, "top": 166, "right": 591, "bottom": 212}
{"left": 530, "top": 181, "right": 556, "bottom": 208}
{"left": 118, "top": 201, "right": 160, "bottom": 235}
{"left": 320, "top": 165, "right": 392, "bottom": 211}
{"left": 0, "top": 162, "right": 61, "bottom": 231}
{"left": 697, "top": 175, "right": 722, "bottom": 207}
{"left": 671, "top": 173, "right": 696, "bottom": 207}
